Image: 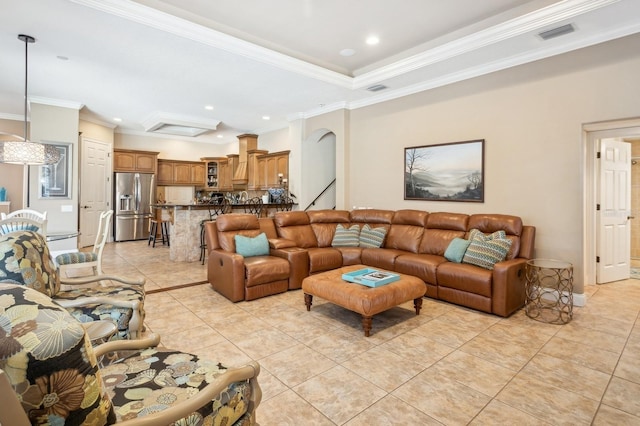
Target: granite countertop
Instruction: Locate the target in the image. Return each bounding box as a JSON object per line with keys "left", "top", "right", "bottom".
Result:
{"left": 151, "top": 202, "right": 289, "bottom": 208}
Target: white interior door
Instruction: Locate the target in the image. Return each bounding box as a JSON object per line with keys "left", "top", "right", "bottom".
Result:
{"left": 79, "top": 138, "right": 110, "bottom": 247}
{"left": 597, "top": 138, "right": 631, "bottom": 283}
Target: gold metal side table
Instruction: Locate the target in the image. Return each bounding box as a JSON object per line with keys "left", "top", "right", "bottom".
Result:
{"left": 524, "top": 259, "right": 573, "bottom": 324}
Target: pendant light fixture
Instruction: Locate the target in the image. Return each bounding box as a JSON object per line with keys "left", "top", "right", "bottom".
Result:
{"left": 0, "top": 34, "right": 60, "bottom": 165}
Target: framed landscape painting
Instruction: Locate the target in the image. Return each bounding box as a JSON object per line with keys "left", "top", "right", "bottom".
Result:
{"left": 405, "top": 139, "right": 484, "bottom": 202}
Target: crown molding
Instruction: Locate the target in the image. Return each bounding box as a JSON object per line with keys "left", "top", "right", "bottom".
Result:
{"left": 29, "top": 96, "right": 84, "bottom": 110}
{"left": 349, "top": 18, "right": 640, "bottom": 112}
{"left": 352, "top": 0, "right": 621, "bottom": 89}
{"left": 70, "top": 0, "right": 353, "bottom": 88}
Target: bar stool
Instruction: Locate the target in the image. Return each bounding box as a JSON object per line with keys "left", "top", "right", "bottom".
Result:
{"left": 148, "top": 219, "right": 170, "bottom": 247}
{"left": 200, "top": 199, "right": 229, "bottom": 264}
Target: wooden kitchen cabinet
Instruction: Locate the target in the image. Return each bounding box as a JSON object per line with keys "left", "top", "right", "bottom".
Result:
{"left": 247, "top": 149, "right": 268, "bottom": 190}
{"left": 157, "top": 161, "right": 174, "bottom": 185}
{"left": 191, "top": 163, "right": 206, "bottom": 186}
{"left": 258, "top": 151, "right": 289, "bottom": 188}
{"left": 114, "top": 149, "right": 158, "bottom": 173}
{"left": 173, "top": 162, "right": 192, "bottom": 184}
{"left": 217, "top": 159, "right": 232, "bottom": 191}
{"left": 157, "top": 159, "right": 206, "bottom": 185}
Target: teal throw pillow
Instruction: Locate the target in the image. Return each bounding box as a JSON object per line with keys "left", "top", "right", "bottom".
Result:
{"left": 235, "top": 232, "right": 270, "bottom": 257}
{"left": 444, "top": 237, "right": 471, "bottom": 263}
{"left": 462, "top": 237, "right": 512, "bottom": 270}
{"left": 331, "top": 224, "right": 360, "bottom": 247}
{"left": 359, "top": 224, "right": 387, "bottom": 248}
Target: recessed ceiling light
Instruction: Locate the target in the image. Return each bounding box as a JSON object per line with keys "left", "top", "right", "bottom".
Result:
{"left": 366, "top": 36, "right": 379, "bottom": 46}
{"left": 339, "top": 48, "right": 355, "bottom": 57}
{"left": 217, "top": 134, "right": 223, "bottom": 139}
{"left": 262, "top": 116, "right": 270, "bottom": 120}
{"left": 204, "top": 105, "right": 214, "bottom": 110}
{"left": 113, "top": 117, "right": 122, "bottom": 122}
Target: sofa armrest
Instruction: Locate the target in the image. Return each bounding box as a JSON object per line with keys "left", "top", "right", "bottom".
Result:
{"left": 269, "top": 238, "right": 297, "bottom": 249}
{"left": 270, "top": 247, "right": 309, "bottom": 289}
{"left": 491, "top": 258, "right": 528, "bottom": 317}
{"left": 207, "top": 249, "right": 246, "bottom": 302}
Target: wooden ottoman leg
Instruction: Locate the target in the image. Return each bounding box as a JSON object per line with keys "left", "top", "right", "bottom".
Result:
{"left": 414, "top": 297, "right": 423, "bottom": 315}
{"left": 362, "top": 316, "right": 373, "bottom": 337}
{"left": 304, "top": 293, "right": 313, "bottom": 311}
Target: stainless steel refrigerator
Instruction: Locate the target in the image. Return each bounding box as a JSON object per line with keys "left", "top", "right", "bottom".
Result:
{"left": 114, "top": 172, "right": 155, "bottom": 241}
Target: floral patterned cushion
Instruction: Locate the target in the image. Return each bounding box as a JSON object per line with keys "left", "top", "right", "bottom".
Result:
{"left": 0, "top": 284, "right": 115, "bottom": 425}
{"left": 0, "top": 230, "right": 60, "bottom": 296}
{"left": 55, "top": 284, "right": 145, "bottom": 340}
{"left": 102, "top": 348, "right": 254, "bottom": 425}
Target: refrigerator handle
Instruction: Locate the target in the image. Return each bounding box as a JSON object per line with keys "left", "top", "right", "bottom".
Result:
{"left": 135, "top": 173, "right": 141, "bottom": 212}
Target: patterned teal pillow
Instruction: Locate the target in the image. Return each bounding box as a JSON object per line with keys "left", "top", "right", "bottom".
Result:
{"left": 469, "top": 228, "right": 507, "bottom": 241}
{"left": 331, "top": 224, "right": 360, "bottom": 247}
{"left": 462, "top": 237, "right": 512, "bottom": 270}
{"left": 359, "top": 224, "right": 387, "bottom": 248}
{"left": 444, "top": 237, "right": 471, "bottom": 263}
{"left": 234, "top": 232, "right": 270, "bottom": 257}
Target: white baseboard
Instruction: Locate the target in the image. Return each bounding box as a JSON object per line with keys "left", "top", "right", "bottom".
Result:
{"left": 573, "top": 293, "right": 586, "bottom": 307}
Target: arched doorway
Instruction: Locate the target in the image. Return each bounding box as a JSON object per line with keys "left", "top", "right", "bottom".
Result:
{"left": 301, "top": 128, "right": 336, "bottom": 211}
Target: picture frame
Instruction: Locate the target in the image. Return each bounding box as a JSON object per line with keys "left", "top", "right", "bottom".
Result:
{"left": 39, "top": 143, "right": 71, "bottom": 199}
{"left": 405, "top": 139, "right": 484, "bottom": 202}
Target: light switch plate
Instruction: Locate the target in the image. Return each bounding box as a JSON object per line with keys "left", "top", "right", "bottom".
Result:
{"left": 61, "top": 205, "right": 73, "bottom": 212}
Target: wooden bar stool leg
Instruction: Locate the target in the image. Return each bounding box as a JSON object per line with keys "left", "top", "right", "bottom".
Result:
{"left": 162, "top": 221, "right": 170, "bottom": 246}
{"left": 148, "top": 220, "right": 158, "bottom": 247}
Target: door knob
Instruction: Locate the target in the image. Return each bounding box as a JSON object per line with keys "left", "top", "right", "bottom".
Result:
{"left": 628, "top": 216, "right": 635, "bottom": 220}
{"left": 82, "top": 205, "right": 90, "bottom": 209}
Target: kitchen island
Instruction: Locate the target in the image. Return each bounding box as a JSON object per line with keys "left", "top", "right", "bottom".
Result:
{"left": 152, "top": 201, "right": 293, "bottom": 262}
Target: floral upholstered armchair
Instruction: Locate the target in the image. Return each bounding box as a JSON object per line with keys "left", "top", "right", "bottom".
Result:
{"left": 0, "top": 230, "right": 145, "bottom": 339}
{"left": 0, "top": 284, "right": 261, "bottom": 425}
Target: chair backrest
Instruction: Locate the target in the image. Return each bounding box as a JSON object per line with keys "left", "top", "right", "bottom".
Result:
{"left": 244, "top": 197, "right": 263, "bottom": 216}
{"left": 208, "top": 199, "right": 231, "bottom": 218}
{"left": 214, "top": 214, "right": 262, "bottom": 252}
{"left": 93, "top": 210, "right": 114, "bottom": 254}
{"left": 0, "top": 217, "right": 47, "bottom": 238}
{"left": 1, "top": 208, "right": 47, "bottom": 221}
{"left": 275, "top": 196, "right": 294, "bottom": 212}
{"left": 0, "top": 230, "right": 60, "bottom": 296}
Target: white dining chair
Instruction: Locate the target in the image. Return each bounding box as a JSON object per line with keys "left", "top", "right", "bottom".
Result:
{"left": 1, "top": 209, "right": 47, "bottom": 238}
{"left": 56, "top": 210, "right": 113, "bottom": 278}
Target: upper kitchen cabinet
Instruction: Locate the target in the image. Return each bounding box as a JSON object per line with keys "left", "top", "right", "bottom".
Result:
{"left": 114, "top": 149, "right": 158, "bottom": 173}
{"left": 260, "top": 151, "right": 290, "bottom": 188}
{"left": 157, "top": 159, "right": 206, "bottom": 186}
{"left": 247, "top": 149, "right": 268, "bottom": 190}
{"left": 201, "top": 157, "right": 229, "bottom": 190}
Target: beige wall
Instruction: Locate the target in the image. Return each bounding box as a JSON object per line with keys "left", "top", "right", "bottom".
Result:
{"left": 29, "top": 103, "right": 80, "bottom": 251}
{"left": 304, "top": 109, "right": 350, "bottom": 209}
{"left": 115, "top": 133, "right": 235, "bottom": 160}
{"left": 79, "top": 119, "right": 115, "bottom": 144}
{"left": 344, "top": 33, "right": 640, "bottom": 294}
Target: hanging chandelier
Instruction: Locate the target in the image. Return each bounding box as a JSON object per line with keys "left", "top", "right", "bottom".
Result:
{"left": 0, "top": 34, "right": 60, "bottom": 165}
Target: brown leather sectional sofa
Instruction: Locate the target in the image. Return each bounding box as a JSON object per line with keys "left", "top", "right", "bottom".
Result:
{"left": 205, "top": 209, "right": 535, "bottom": 317}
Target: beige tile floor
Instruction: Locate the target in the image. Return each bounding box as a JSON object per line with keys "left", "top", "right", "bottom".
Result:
{"left": 101, "top": 240, "right": 640, "bottom": 425}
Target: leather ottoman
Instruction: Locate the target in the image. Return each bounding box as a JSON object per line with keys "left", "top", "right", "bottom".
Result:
{"left": 302, "top": 264, "right": 426, "bottom": 336}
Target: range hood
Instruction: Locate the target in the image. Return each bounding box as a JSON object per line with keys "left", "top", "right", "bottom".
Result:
{"left": 232, "top": 134, "right": 258, "bottom": 185}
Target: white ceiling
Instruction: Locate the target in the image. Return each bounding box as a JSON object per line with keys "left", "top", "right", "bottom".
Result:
{"left": 0, "top": 0, "right": 639, "bottom": 145}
